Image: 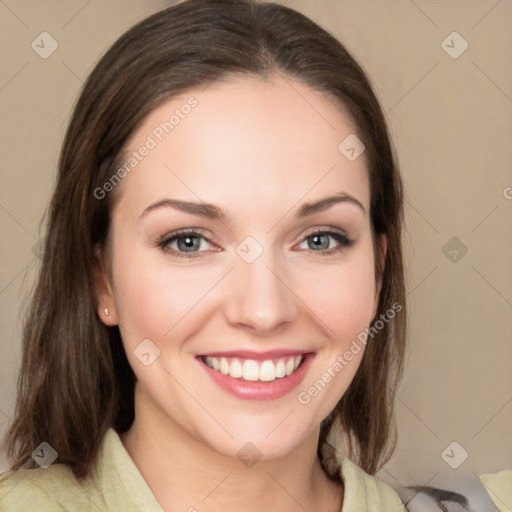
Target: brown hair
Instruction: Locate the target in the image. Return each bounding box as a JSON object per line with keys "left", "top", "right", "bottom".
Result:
{"left": 3, "top": 0, "right": 406, "bottom": 481}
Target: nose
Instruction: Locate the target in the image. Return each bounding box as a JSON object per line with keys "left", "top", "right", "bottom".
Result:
{"left": 223, "top": 249, "right": 298, "bottom": 335}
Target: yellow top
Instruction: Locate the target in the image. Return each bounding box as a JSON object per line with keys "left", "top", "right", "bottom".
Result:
{"left": 0, "top": 429, "right": 406, "bottom": 512}
{"left": 479, "top": 469, "right": 512, "bottom": 512}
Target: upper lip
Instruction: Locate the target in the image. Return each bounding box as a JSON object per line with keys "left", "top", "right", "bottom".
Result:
{"left": 197, "top": 349, "right": 313, "bottom": 360}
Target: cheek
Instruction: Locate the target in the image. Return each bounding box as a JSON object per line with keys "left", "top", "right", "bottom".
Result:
{"left": 112, "top": 253, "right": 224, "bottom": 344}
{"left": 295, "top": 250, "right": 377, "bottom": 341}
{"left": 294, "top": 249, "right": 376, "bottom": 413}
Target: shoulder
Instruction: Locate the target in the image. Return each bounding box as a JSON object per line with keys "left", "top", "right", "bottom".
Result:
{"left": 324, "top": 447, "right": 406, "bottom": 512}
{"left": 479, "top": 469, "right": 512, "bottom": 511}
{"left": 0, "top": 429, "right": 163, "bottom": 512}
{"left": 340, "top": 456, "right": 405, "bottom": 510}
{"left": 0, "top": 464, "right": 97, "bottom": 512}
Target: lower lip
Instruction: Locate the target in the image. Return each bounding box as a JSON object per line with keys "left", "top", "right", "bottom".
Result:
{"left": 197, "top": 354, "right": 315, "bottom": 401}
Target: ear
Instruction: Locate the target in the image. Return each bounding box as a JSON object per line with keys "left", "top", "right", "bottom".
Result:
{"left": 372, "top": 233, "right": 388, "bottom": 319}
{"left": 93, "top": 243, "right": 118, "bottom": 326}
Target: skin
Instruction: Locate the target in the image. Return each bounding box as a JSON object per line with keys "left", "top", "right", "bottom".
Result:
{"left": 96, "top": 76, "right": 386, "bottom": 512}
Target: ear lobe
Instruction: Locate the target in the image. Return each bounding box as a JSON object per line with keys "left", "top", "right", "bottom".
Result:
{"left": 372, "top": 233, "right": 388, "bottom": 319}
{"left": 93, "top": 244, "right": 118, "bottom": 326}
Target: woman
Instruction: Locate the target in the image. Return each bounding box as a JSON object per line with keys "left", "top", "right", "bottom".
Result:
{"left": 0, "top": 0, "right": 407, "bottom": 510}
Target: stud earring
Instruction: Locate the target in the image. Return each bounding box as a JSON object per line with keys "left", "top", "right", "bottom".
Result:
{"left": 104, "top": 307, "right": 109, "bottom": 316}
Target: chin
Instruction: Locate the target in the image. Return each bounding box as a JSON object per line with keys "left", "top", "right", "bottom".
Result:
{"left": 196, "top": 415, "right": 317, "bottom": 463}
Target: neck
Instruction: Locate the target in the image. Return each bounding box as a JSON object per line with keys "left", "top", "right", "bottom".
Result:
{"left": 121, "top": 384, "right": 343, "bottom": 512}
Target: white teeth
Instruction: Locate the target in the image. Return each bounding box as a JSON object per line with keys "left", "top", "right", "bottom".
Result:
{"left": 242, "top": 360, "right": 260, "bottom": 381}
{"left": 285, "top": 357, "right": 295, "bottom": 376}
{"left": 219, "top": 357, "right": 229, "bottom": 375}
{"left": 275, "top": 359, "right": 286, "bottom": 378}
{"left": 276, "top": 359, "right": 286, "bottom": 379}
{"left": 259, "top": 360, "right": 275, "bottom": 382}
{"left": 203, "top": 355, "right": 304, "bottom": 382}
{"left": 230, "top": 359, "right": 243, "bottom": 378}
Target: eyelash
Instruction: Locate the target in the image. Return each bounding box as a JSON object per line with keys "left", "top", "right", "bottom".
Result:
{"left": 156, "top": 228, "right": 355, "bottom": 259}
{"left": 156, "top": 228, "right": 215, "bottom": 259}
{"left": 299, "top": 228, "right": 355, "bottom": 257}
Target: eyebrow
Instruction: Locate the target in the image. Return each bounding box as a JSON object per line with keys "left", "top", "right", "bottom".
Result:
{"left": 140, "top": 199, "right": 225, "bottom": 220}
{"left": 297, "top": 193, "right": 366, "bottom": 216}
{"left": 139, "top": 192, "right": 365, "bottom": 221}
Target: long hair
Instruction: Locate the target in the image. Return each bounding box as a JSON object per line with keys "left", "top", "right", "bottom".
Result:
{"left": 3, "top": 0, "right": 406, "bottom": 480}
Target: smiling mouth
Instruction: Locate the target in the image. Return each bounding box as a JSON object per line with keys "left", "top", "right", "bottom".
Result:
{"left": 200, "top": 354, "right": 307, "bottom": 382}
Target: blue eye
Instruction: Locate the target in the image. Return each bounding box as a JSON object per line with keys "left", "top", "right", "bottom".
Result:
{"left": 307, "top": 233, "right": 333, "bottom": 250}
{"left": 298, "top": 230, "right": 354, "bottom": 254}
{"left": 157, "top": 228, "right": 354, "bottom": 259}
{"left": 158, "top": 229, "right": 214, "bottom": 257}
{"left": 173, "top": 235, "right": 204, "bottom": 252}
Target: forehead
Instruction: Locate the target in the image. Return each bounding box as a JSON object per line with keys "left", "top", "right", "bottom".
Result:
{"left": 114, "top": 76, "right": 369, "bottom": 219}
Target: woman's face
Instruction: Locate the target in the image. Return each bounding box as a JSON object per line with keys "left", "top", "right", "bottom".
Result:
{"left": 97, "top": 76, "right": 385, "bottom": 460}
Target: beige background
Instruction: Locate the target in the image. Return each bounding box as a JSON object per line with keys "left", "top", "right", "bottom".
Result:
{"left": 1, "top": 0, "right": 511, "bottom": 500}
